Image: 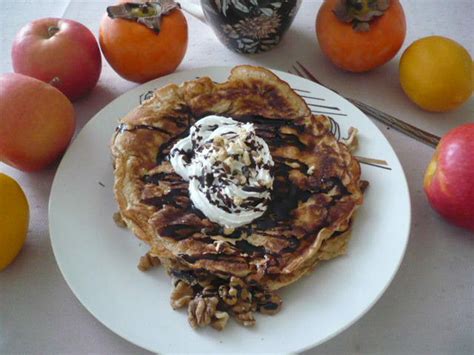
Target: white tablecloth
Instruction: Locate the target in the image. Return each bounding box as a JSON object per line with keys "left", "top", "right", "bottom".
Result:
{"left": 1, "top": 0, "right": 473, "bottom": 353}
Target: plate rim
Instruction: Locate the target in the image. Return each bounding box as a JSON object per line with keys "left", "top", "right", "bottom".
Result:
{"left": 49, "top": 65, "right": 411, "bottom": 353}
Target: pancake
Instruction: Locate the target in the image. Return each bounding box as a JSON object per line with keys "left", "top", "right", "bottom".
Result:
{"left": 111, "top": 65, "right": 365, "bottom": 329}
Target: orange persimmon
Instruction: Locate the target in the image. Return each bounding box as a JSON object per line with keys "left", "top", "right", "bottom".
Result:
{"left": 316, "top": 0, "right": 406, "bottom": 72}
{"left": 99, "top": 0, "right": 188, "bottom": 83}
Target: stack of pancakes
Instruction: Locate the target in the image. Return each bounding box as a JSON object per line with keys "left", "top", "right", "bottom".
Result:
{"left": 111, "top": 66, "right": 365, "bottom": 329}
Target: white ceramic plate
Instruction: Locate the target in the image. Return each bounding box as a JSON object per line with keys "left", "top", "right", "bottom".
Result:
{"left": 49, "top": 67, "right": 411, "bottom": 354}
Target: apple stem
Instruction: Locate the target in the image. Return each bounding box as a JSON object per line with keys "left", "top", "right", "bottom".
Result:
{"left": 49, "top": 77, "right": 61, "bottom": 87}
{"left": 47, "top": 26, "right": 60, "bottom": 37}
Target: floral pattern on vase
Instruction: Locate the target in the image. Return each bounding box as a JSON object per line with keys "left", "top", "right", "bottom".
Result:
{"left": 202, "top": 0, "right": 301, "bottom": 54}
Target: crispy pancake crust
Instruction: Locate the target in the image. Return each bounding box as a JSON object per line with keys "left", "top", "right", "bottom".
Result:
{"left": 111, "top": 66, "right": 363, "bottom": 291}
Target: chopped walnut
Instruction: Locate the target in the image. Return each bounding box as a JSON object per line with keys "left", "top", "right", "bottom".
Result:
{"left": 113, "top": 212, "right": 127, "bottom": 228}
{"left": 216, "top": 148, "right": 228, "bottom": 162}
{"left": 170, "top": 281, "right": 194, "bottom": 309}
{"left": 233, "top": 195, "right": 243, "bottom": 206}
{"left": 223, "top": 157, "right": 234, "bottom": 169}
{"left": 259, "top": 178, "right": 273, "bottom": 188}
{"left": 137, "top": 252, "right": 161, "bottom": 271}
{"left": 228, "top": 141, "right": 244, "bottom": 155}
{"left": 213, "top": 136, "right": 225, "bottom": 147}
{"left": 188, "top": 295, "right": 219, "bottom": 328}
{"left": 242, "top": 150, "right": 251, "bottom": 166}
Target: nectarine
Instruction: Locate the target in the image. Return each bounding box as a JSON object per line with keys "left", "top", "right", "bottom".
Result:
{"left": 0, "top": 73, "right": 75, "bottom": 172}
{"left": 424, "top": 123, "right": 474, "bottom": 232}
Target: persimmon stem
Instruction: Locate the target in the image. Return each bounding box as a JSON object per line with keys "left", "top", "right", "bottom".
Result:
{"left": 334, "top": 0, "right": 390, "bottom": 32}
{"left": 106, "top": 0, "right": 180, "bottom": 33}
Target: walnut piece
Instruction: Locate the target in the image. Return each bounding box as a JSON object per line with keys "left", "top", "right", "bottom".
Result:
{"left": 211, "top": 311, "right": 230, "bottom": 331}
{"left": 253, "top": 288, "right": 283, "bottom": 315}
{"left": 188, "top": 295, "right": 219, "bottom": 328}
{"left": 233, "top": 306, "right": 256, "bottom": 327}
{"left": 170, "top": 281, "right": 194, "bottom": 309}
{"left": 219, "top": 284, "right": 238, "bottom": 306}
{"left": 137, "top": 252, "right": 161, "bottom": 271}
{"left": 113, "top": 212, "right": 127, "bottom": 228}
{"left": 201, "top": 285, "right": 218, "bottom": 297}
{"left": 219, "top": 276, "right": 252, "bottom": 306}
{"left": 258, "top": 293, "right": 282, "bottom": 315}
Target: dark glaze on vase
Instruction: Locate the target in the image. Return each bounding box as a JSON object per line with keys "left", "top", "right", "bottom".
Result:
{"left": 201, "top": 0, "right": 301, "bottom": 54}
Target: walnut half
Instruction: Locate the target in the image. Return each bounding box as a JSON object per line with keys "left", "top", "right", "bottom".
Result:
{"left": 188, "top": 295, "right": 219, "bottom": 328}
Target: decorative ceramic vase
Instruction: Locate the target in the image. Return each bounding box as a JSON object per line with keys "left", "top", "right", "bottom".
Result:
{"left": 199, "top": 0, "right": 302, "bottom": 54}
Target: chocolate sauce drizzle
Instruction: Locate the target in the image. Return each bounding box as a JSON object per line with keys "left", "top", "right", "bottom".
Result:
{"left": 141, "top": 172, "right": 189, "bottom": 209}
{"left": 116, "top": 123, "right": 172, "bottom": 136}
{"left": 134, "top": 114, "right": 352, "bottom": 268}
{"left": 156, "top": 128, "right": 191, "bottom": 163}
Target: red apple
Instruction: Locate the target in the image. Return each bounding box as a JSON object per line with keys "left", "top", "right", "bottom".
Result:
{"left": 11, "top": 18, "right": 101, "bottom": 101}
{"left": 424, "top": 123, "right": 474, "bottom": 232}
{"left": 0, "top": 73, "right": 75, "bottom": 172}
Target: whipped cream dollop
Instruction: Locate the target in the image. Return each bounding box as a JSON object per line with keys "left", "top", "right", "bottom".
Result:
{"left": 170, "top": 115, "right": 274, "bottom": 228}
